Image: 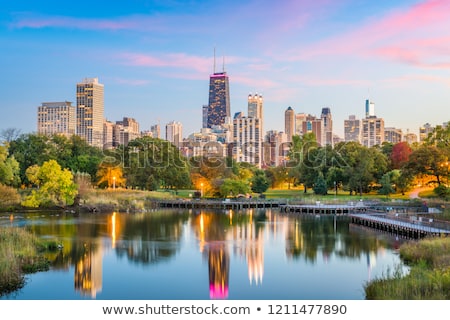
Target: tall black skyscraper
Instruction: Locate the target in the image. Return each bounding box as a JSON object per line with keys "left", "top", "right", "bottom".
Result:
{"left": 206, "top": 70, "right": 230, "bottom": 128}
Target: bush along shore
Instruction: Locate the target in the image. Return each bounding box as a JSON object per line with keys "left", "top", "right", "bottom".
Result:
{"left": 0, "top": 227, "right": 59, "bottom": 296}
{"left": 364, "top": 236, "right": 450, "bottom": 299}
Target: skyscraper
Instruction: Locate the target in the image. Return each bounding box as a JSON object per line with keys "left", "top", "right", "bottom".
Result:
{"left": 365, "top": 99, "right": 375, "bottom": 118}
{"left": 321, "top": 107, "right": 333, "bottom": 146}
{"left": 248, "top": 93, "right": 263, "bottom": 119}
{"left": 362, "top": 99, "right": 385, "bottom": 147}
{"left": 150, "top": 123, "right": 161, "bottom": 139}
{"left": 302, "top": 115, "right": 325, "bottom": 146}
{"left": 233, "top": 112, "right": 262, "bottom": 168}
{"left": 344, "top": 115, "right": 361, "bottom": 143}
{"left": 76, "top": 78, "right": 104, "bottom": 148}
{"left": 37, "top": 101, "right": 76, "bottom": 137}
{"left": 202, "top": 105, "right": 209, "bottom": 128}
{"left": 284, "top": 106, "right": 295, "bottom": 142}
{"left": 207, "top": 71, "right": 230, "bottom": 128}
{"left": 166, "top": 121, "right": 183, "bottom": 148}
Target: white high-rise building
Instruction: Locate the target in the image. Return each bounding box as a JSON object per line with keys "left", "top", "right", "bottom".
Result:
{"left": 233, "top": 113, "right": 262, "bottom": 168}
{"left": 166, "top": 121, "right": 183, "bottom": 148}
{"left": 248, "top": 93, "right": 263, "bottom": 132}
{"left": 362, "top": 99, "right": 385, "bottom": 147}
{"left": 37, "top": 101, "right": 76, "bottom": 137}
{"left": 76, "top": 78, "right": 104, "bottom": 148}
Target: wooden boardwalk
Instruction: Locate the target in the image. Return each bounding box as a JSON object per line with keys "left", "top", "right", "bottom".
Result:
{"left": 279, "top": 203, "right": 368, "bottom": 215}
{"left": 350, "top": 213, "right": 450, "bottom": 238}
{"left": 154, "top": 199, "right": 286, "bottom": 210}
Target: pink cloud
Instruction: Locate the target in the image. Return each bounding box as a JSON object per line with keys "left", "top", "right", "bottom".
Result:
{"left": 119, "top": 52, "right": 212, "bottom": 74}
{"left": 290, "top": 0, "right": 450, "bottom": 69}
{"left": 118, "top": 52, "right": 248, "bottom": 77}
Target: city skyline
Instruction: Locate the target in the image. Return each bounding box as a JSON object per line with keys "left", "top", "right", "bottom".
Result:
{"left": 1, "top": 0, "right": 450, "bottom": 139}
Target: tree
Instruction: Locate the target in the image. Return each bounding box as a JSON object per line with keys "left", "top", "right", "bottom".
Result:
{"left": 338, "top": 142, "right": 388, "bottom": 196}
{"left": 0, "top": 128, "right": 21, "bottom": 143}
{"left": 313, "top": 173, "right": 328, "bottom": 195}
{"left": 378, "top": 173, "right": 394, "bottom": 197}
{"left": 390, "top": 142, "right": 412, "bottom": 169}
{"left": 124, "top": 137, "right": 191, "bottom": 191}
{"left": 8, "top": 133, "right": 103, "bottom": 184}
{"left": 219, "top": 179, "right": 250, "bottom": 198}
{"left": 0, "top": 144, "right": 20, "bottom": 186}
{"left": 96, "top": 162, "right": 126, "bottom": 189}
{"left": 424, "top": 123, "right": 450, "bottom": 150}
{"left": 288, "top": 133, "right": 318, "bottom": 192}
{"left": 251, "top": 170, "right": 269, "bottom": 194}
{"left": 22, "top": 160, "right": 78, "bottom": 207}
{"left": 405, "top": 145, "right": 448, "bottom": 186}
{"left": 265, "top": 165, "right": 289, "bottom": 189}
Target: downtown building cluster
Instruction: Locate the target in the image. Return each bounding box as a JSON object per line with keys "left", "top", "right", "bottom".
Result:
{"left": 37, "top": 72, "right": 447, "bottom": 168}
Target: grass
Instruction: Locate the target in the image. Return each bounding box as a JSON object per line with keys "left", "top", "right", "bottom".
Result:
{"left": 78, "top": 188, "right": 178, "bottom": 212}
{"left": 0, "top": 227, "right": 52, "bottom": 296}
{"left": 364, "top": 236, "right": 450, "bottom": 299}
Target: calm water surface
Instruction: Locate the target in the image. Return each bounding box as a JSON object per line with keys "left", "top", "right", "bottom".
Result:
{"left": 0, "top": 209, "right": 406, "bottom": 300}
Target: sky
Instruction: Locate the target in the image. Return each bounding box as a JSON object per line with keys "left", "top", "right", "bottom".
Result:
{"left": 1, "top": 0, "right": 449, "bottom": 139}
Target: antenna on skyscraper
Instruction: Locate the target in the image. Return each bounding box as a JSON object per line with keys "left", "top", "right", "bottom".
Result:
{"left": 213, "top": 47, "right": 216, "bottom": 74}
{"left": 222, "top": 55, "right": 225, "bottom": 72}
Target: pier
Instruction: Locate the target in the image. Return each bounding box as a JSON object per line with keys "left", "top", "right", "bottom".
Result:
{"left": 278, "top": 202, "right": 450, "bottom": 239}
{"left": 349, "top": 213, "right": 450, "bottom": 238}
{"left": 154, "top": 199, "right": 286, "bottom": 210}
{"left": 279, "top": 202, "right": 368, "bottom": 215}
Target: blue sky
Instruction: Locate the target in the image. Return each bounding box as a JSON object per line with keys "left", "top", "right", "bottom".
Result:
{"left": 1, "top": 0, "right": 449, "bottom": 139}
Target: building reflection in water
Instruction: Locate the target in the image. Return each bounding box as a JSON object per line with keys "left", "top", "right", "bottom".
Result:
{"left": 207, "top": 242, "right": 229, "bottom": 299}
{"left": 193, "top": 209, "right": 272, "bottom": 298}
{"left": 230, "top": 209, "right": 265, "bottom": 285}
{"left": 73, "top": 211, "right": 122, "bottom": 298}
{"left": 194, "top": 212, "right": 230, "bottom": 299}
{"left": 74, "top": 242, "right": 103, "bottom": 298}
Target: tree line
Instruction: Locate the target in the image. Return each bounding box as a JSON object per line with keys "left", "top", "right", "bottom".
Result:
{"left": 0, "top": 122, "right": 449, "bottom": 208}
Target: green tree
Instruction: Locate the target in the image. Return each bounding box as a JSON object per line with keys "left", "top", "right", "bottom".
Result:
{"left": 265, "top": 165, "right": 289, "bottom": 189}
{"left": 251, "top": 169, "right": 269, "bottom": 194}
{"left": 8, "top": 133, "right": 103, "bottom": 184}
{"left": 338, "top": 142, "right": 388, "bottom": 196}
{"left": 0, "top": 144, "right": 20, "bottom": 186}
{"left": 424, "top": 122, "right": 450, "bottom": 150}
{"left": 405, "top": 145, "right": 448, "bottom": 186}
{"left": 124, "top": 137, "right": 191, "bottom": 191}
{"left": 219, "top": 179, "right": 251, "bottom": 198}
{"left": 378, "top": 173, "right": 394, "bottom": 197}
{"left": 288, "top": 133, "right": 318, "bottom": 192}
{"left": 313, "top": 173, "right": 328, "bottom": 195}
{"left": 22, "top": 160, "right": 78, "bottom": 207}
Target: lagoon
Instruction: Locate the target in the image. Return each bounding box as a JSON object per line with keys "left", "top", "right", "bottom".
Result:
{"left": 0, "top": 208, "right": 406, "bottom": 300}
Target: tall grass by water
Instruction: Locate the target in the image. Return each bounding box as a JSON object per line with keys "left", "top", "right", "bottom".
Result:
{"left": 0, "top": 227, "right": 50, "bottom": 296}
{"left": 364, "top": 236, "right": 450, "bottom": 299}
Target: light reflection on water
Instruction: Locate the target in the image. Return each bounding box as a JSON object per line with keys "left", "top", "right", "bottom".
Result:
{"left": 0, "top": 209, "right": 407, "bottom": 300}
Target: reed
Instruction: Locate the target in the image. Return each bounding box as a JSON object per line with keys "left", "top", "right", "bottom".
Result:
{"left": 0, "top": 227, "right": 49, "bottom": 296}
{"left": 364, "top": 236, "right": 450, "bottom": 299}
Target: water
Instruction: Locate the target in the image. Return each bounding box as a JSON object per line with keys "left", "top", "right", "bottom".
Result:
{"left": 0, "top": 209, "right": 406, "bottom": 300}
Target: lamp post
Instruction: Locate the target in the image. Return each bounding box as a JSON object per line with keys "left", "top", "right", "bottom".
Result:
{"left": 334, "top": 181, "right": 338, "bottom": 197}
{"left": 113, "top": 176, "right": 116, "bottom": 190}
